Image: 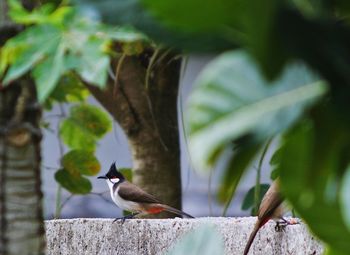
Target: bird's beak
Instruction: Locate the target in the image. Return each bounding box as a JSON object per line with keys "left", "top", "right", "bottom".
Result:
{"left": 97, "top": 176, "right": 107, "bottom": 179}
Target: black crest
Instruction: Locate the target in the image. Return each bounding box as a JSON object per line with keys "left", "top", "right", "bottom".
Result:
{"left": 106, "top": 162, "right": 125, "bottom": 180}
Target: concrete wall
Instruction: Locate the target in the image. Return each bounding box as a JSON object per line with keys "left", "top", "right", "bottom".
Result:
{"left": 45, "top": 217, "right": 323, "bottom": 255}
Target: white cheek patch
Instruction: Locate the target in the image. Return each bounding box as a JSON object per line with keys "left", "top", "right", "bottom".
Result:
{"left": 110, "top": 178, "right": 120, "bottom": 184}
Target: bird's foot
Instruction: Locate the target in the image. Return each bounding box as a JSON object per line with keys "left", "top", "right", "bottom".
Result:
{"left": 274, "top": 218, "right": 299, "bottom": 232}
{"left": 113, "top": 212, "right": 139, "bottom": 224}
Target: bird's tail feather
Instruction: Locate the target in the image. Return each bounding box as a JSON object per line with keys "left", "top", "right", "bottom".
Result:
{"left": 161, "top": 205, "right": 194, "bottom": 218}
{"left": 243, "top": 221, "right": 261, "bottom": 255}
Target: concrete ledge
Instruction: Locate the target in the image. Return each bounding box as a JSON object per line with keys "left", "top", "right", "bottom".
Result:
{"left": 45, "top": 217, "right": 323, "bottom": 255}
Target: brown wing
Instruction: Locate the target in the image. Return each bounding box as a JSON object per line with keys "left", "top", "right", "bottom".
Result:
{"left": 258, "top": 180, "right": 283, "bottom": 220}
{"left": 118, "top": 181, "right": 161, "bottom": 204}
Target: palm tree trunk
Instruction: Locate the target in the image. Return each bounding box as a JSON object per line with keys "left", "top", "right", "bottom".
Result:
{"left": 0, "top": 8, "right": 46, "bottom": 252}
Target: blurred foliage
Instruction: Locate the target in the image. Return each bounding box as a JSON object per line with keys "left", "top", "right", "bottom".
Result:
{"left": 119, "top": 168, "right": 133, "bottom": 182}
{"left": 0, "top": 0, "right": 147, "bottom": 102}
{"left": 241, "top": 184, "right": 270, "bottom": 214}
{"left": 55, "top": 168, "right": 92, "bottom": 194}
{"left": 79, "top": 0, "right": 350, "bottom": 253}
{"left": 278, "top": 105, "right": 350, "bottom": 254}
{"left": 57, "top": 104, "right": 111, "bottom": 194}
{"left": 60, "top": 104, "right": 112, "bottom": 151}
{"left": 167, "top": 225, "right": 224, "bottom": 255}
{"left": 188, "top": 51, "right": 327, "bottom": 171}
{"left": 62, "top": 150, "right": 100, "bottom": 176}
{"left": 0, "top": 0, "right": 143, "bottom": 196}
{"left": 77, "top": 0, "right": 235, "bottom": 52}
{"left": 44, "top": 74, "right": 89, "bottom": 110}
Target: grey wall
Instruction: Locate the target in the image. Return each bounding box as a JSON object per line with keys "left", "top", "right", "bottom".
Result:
{"left": 41, "top": 55, "right": 274, "bottom": 219}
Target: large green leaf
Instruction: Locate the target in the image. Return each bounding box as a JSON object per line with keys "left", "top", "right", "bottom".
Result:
{"left": 167, "top": 225, "right": 224, "bottom": 255}
{"left": 59, "top": 104, "right": 111, "bottom": 150}
{"left": 243, "top": 0, "right": 286, "bottom": 79}
{"left": 2, "top": 25, "right": 61, "bottom": 85}
{"left": 33, "top": 43, "right": 65, "bottom": 103}
{"left": 55, "top": 169, "right": 92, "bottom": 194}
{"left": 62, "top": 150, "right": 101, "bottom": 176}
{"left": 77, "top": 0, "right": 235, "bottom": 52}
{"left": 278, "top": 106, "right": 350, "bottom": 254}
{"left": 187, "top": 50, "right": 328, "bottom": 172}
{"left": 72, "top": 38, "right": 110, "bottom": 88}
{"left": 69, "top": 104, "right": 112, "bottom": 138}
{"left": 60, "top": 118, "right": 96, "bottom": 151}
{"left": 140, "top": 0, "right": 288, "bottom": 78}
{"left": 141, "top": 0, "right": 243, "bottom": 33}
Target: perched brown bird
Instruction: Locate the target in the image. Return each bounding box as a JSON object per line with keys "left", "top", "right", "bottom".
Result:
{"left": 243, "top": 180, "right": 287, "bottom": 255}
{"left": 98, "top": 162, "right": 194, "bottom": 221}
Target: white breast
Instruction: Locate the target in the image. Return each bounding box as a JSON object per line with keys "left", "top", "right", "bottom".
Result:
{"left": 107, "top": 181, "right": 141, "bottom": 212}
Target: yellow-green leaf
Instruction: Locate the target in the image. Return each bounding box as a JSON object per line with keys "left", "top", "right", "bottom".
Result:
{"left": 62, "top": 150, "right": 101, "bottom": 176}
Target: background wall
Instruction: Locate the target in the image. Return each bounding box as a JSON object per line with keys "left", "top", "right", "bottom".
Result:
{"left": 41, "top": 56, "right": 273, "bottom": 219}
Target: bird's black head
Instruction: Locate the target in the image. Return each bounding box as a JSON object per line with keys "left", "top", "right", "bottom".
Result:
{"left": 97, "top": 162, "right": 125, "bottom": 182}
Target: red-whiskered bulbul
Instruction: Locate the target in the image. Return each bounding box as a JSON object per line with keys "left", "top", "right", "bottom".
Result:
{"left": 98, "top": 162, "right": 194, "bottom": 221}
{"left": 243, "top": 180, "right": 296, "bottom": 255}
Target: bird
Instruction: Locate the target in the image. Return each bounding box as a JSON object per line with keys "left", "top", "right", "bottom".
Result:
{"left": 243, "top": 180, "right": 293, "bottom": 255}
{"left": 98, "top": 162, "right": 194, "bottom": 221}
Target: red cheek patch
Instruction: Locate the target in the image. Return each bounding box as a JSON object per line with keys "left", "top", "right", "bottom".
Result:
{"left": 147, "top": 207, "right": 164, "bottom": 214}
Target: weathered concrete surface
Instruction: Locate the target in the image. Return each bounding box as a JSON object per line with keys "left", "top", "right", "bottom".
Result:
{"left": 45, "top": 217, "right": 323, "bottom": 255}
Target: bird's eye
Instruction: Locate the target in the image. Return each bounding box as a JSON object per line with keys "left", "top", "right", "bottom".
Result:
{"left": 110, "top": 178, "right": 120, "bottom": 184}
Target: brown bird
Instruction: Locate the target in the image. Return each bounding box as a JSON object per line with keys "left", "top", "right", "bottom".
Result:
{"left": 98, "top": 162, "right": 194, "bottom": 221}
{"left": 243, "top": 180, "right": 288, "bottom": 255}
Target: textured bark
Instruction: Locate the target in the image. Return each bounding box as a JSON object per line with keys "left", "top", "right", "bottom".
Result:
{"left": 87, "top": 51, "right": 182, "bottom": 218}
{"left": 0, "top": 80, "right": 45, "bottom": 255}
{"left": 0, "top": 3, "right": 46, "bottom": 251}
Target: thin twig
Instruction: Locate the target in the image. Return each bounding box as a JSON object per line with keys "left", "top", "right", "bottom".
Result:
{"left": 254, "top": 138, "right": 273, "bottom": 215}
{"left": 54, "top": 104, "right": 66, "bottom": 219}
{"left": 208, "top": 169, "right": 213, "bottom": 216}
{"left": 145, "top": 47, "right": 160, "bottom": 90}
{"left": 113, "top": 54, "right": 126, "bottom": 97}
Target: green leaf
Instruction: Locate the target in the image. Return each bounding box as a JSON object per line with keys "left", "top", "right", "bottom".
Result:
{"left": 241, "top": 184, "right": 270, "bottom": 211}
{"left": 340, "top": 166, "right": 350, "bottom": 231}
{"left": 244, "top": 0, "right": 286, "bottom": 79}
{"left": 141, "top": 0, "right": 242, "bottom": 33}
{"left": 187, "top": 50, "right": 328, "bottom": 172}
{"left": 325, "top": 246, "right": 349, "bottom": 255}
{"left": 269, "top": 146, "right": 283, "bottom": 180}
{"left": 279, "top": 106, "right": 350, "bottom": 254}
{"left": 62, "top": 150, "right": 101, "bottom": 176}
{"left": 119, "top": 168, "right": 133, "bottom": 182}
{"left": 167, "top": 225, "right": 224, "bottom": 255}
{"left": 77, "top": 0, "right": 234, "bottom": 52}
{"left": 8, "top": 0, "right": 73, "bottom": 26}
{"left": 33, "top": 43, "right": 65, "bottom": 103}
{"left": 71, "top": 37, "right": 110, "bottom": 88}
{"left": 2, "top": 25, "right": 61, "bottom": 85}
{"left": 69, "top": 104, "right": 112, "bottom": 138}
{"left": 60, "top": 118, "right": 96, "bottom": 151}
{"left": 45, "top": 73, "right": 89, "bottom": 107}
{"left": 59, "top": 104, "right": 111, "bottom": 150}
{"left": 217, "top": 143, "right": 261, "bottom": 204}
{"left": 55, "top": 169, "right": 92, "bottom": 194}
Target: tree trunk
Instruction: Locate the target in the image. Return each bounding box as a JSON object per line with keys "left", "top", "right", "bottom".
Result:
{"left": 0, "top": 1, "right": 46, "bottom": 253}
{"left": 87, "top": 51, "right": 182, "bottom": 218}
